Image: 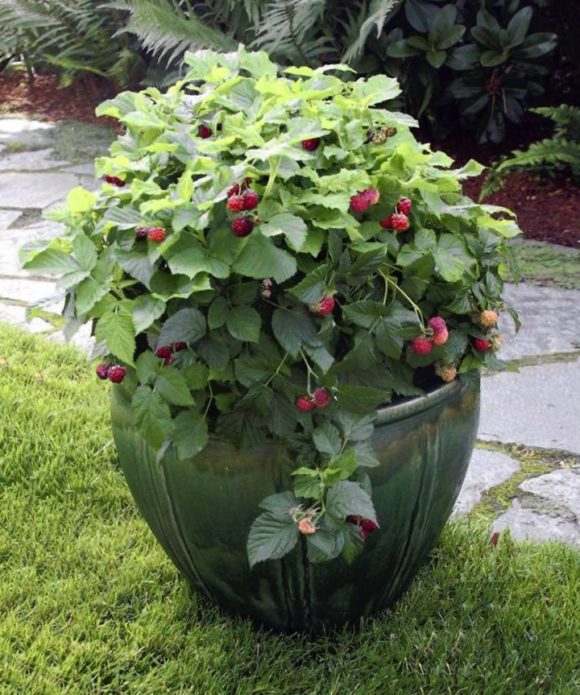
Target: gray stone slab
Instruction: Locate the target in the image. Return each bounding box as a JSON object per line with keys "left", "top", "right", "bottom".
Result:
{"left": 48, "top": 325, "right": 94, "bottom": 354}
{"left": 479, "top": 359, "right": 580, "bottom": 454}
{"left": 491, "top": 499, "right": 579, "bottom": 547}
{"left": 0, "top": 118, "right": 56, "bottom": 150}
{"left": 520, "top": 469, "right": 580, "bottom": 517}
{"left": 0, "top": 210, "right": 22, "bottom": 229}
{"left": 0, "top": 278, "right": 56, "bottom": 304}
{"left": 452, "top": 448, "right": 520, "bottom": 517}
{"left": 499, "top": 284, "right": 580, "bottom": 361}
{"left": 0, "top": 148, "right": 70, "bottom": 172}
{"left": 0, "top": 302, "right": 53, "bottom": 333}
{"left": 61, "top": 162, "right": 95, "bottom": 176}
{"left": 0, "top": 172, "right": 77, "bottom": 209}
{"left": 0, "top": 223, "right": 62, "bottom": 277}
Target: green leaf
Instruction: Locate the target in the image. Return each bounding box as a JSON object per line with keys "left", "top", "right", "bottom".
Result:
{"left": 259, "top": 213, "right": 307, "bottom": 252}
{"left": 336, "top": 385, "right": 389, "bottom": 414}
{"left": 336, "top": 412, "right": 376, "bottom": 442}
{"left": 306, "top": 525, "right": 344, "bottom": 563}
{"left": 115, "top": 248, "right": 154, "bottom": 287}
{"left": 208, "top": 297, "right": 230, "bottom": 329}
{"left": 75, "top": 278, "right": 108, "bottom": 316}
{"left": 287, "top": 265, "right": 329, "bottom": 304}
{"left": 172, "top": 410, "right": 208, "bottom": 460}
{"left": 313, "top": 423, "right": 342, "bottom": 456}
{"left": 95, "top": 305, "right": 136, "bottom": 365}
{"left": 66, "top": 186, "right": 96, "bottom": 214}
{"left": 271, "top": 308, "right": 321, "bottom": 355}
{"left": 21, "top": 247, "right": 80, "bottom": 276}
{"left": 132, "top": 296, "right": 165, "bottom": 333}
{"left": 226, "top": 305, "right": 261, "bottom": 343}
{"left": 323, "top": 448, "right": 359, "bottom": 484}
{"left": 166, "top": 237, "right": 230, "bottom": 279}
{"left": 293, "top": 470, "right": 322, "bottom": 500}
{"left": 155, "top": 368, "right": 194, "bottom": 406}
{"left": 131, "top": 385, "right": 173, "bottom": 450}
{"left": 326, "top": 481, "right": 377, "bottom": 524}
{"left": 73, "top": 233, "right": 97, "bottom": 271}
{"left": 247, "top": 491, "right": 300, "bottom": 568}
{"left": 342, "top": 522, "right": 365, "bottom": 564}
{"left": 233, "top": 234, "right": 297, "bottom": 283}
{"left": 426, "top": 50, "right": 447, "bottom": 69}
{"left": 136, "top": 351, "right": 161, "bottom": 385}
{"left": 353, "top": 441, "right": 380, "bottom": 468}
{"left": 158, "top": 308, "right": 206, "bottom": 346}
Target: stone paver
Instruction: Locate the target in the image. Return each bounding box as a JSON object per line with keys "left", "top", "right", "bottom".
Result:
{"left": 0, "top": 224, "right": 62, "bottom": 278}
{"left": 491, "top": 499, "right": 579, "bottom": 547}
{"left": 479, "top": 359, "right": 580, "bottom": 454}
{"left": 520, "top": 469, "right": 580, "bottom": 517}
{"left": 0, "top": 118, "right": 56, "bottom": 150}
{"left": 499, "top": 284, "right": 580, "bottom": 360}
{"left": 0, "top": 302, "right": 54, "bottom": 333}
{"left": 0, "top": 148, "right": 70, "bottom": 172}
{"left": 452, "top": 448, "right": 520, "bottom": 517}
{"left": 0, "top": 278, "right": 57, "bottom": 304}
{"left": 0, "top": 172, "right": 78, "bottom": 209}
{"left": 0, "top": 210, "right": 22, "bottom": 229}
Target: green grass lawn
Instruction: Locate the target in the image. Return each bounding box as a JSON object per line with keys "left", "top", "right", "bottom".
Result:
{"left": 0, "top": 324, "right": 578, "bottom": 695}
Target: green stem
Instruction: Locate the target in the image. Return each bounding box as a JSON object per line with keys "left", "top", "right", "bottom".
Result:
{"left": 379, "top": 271, "right": 425, "bottom": 330}
{"left": 264, "top": 156, "right": 280, "bottom": 198}
{"left": 264, "top": 352, "right": 289, "bottom": 389}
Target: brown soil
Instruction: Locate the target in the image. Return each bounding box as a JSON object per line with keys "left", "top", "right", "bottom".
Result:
{"left": 1, "top": 71, "right": 579, "bottom": 248}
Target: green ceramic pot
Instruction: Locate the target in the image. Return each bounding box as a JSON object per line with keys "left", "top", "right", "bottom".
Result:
{"left": 111, "top": 378, "right": 479, "bottom": 632}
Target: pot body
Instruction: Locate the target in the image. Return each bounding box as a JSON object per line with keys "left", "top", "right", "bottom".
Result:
{"left": 111, "top": 379, "right": 479, "bottom": 632}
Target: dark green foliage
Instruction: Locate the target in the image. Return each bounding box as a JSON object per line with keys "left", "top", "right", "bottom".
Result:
{"left": 0, "top": 0, "right": 144, "bottom": 87}
{"left": 483, "top": 104, "right": 580, "bottom": 196}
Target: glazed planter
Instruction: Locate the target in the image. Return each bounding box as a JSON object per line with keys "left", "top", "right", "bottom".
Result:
{"left": 111, "top": 378, "right": 480, "bottom": 632}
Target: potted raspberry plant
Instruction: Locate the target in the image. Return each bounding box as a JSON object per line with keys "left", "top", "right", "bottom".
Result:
{"left": 22, "top": 48, "right": 519, "bottom": 631}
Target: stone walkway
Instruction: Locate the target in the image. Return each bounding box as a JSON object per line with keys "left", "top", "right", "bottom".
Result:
{"left": 1, "top": 116, "right": 579, "bottom": 549}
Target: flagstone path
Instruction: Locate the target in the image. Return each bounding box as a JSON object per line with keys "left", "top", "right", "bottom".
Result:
{"left": 1, "top": 116, "right": 579, "bottom": 549}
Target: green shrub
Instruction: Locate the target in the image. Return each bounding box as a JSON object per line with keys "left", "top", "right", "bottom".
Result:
{"left": 22, "top": 48, "right": 518, "bottom": 566}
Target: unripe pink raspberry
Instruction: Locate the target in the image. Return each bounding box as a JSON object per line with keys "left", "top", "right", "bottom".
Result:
{"left": 298, "top": 518, "right": 317, "bottom": 535}
{"left": 432, "top": 328, "right": 449, "bottom": 346}
{"left": 428, "top": 316, "right": 447, "bottom": 334}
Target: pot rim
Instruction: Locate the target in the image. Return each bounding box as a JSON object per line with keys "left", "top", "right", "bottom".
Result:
{"left": 374, "top": 379, "right": 472, "bottom": 426}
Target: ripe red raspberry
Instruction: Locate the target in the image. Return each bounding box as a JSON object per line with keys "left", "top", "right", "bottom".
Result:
{"left": 295, "top": 395, "right": 315, "bottom": 412}
{"left": 173, "top": 341, "right": 187, "bottom": 352}
{"left": 108, "top": 365, "right": 126, "bottom": 384}
{"left": 310, "top": 296, "right": 335, "bottom": 317}
{"left": 361, "top": 188, "right": 380, "bottom": 206}
{"left": 96, "top": 363, "right": 109, "bottom": 380}
{"left": 198, "top": 124, "right": 213, "bottom": 138}
{"left": 231, "top": 216, "right": 254, "bottom": 237}
{"left": 103, "top": 175, "right": 125, "bottom": 187}
{"left": 350, "top": 193, "right": 369, "bottom": 214}
{"left": 301, "top": 138, "right": 320, "bottom": 151}
{"left": 473, "top": 337, "right": 491, "bottom": 352}
{"left": 155, "top": 345, "right": 173, "bottom": 359}
{"left": 227, "top": 183, "right": 240, "bottom": 197}
{"left": 397, "top": 197, "right": 412, "bottom": 215}
{"left": 410, "top": 336, "right": 433, "bottom": 355}
{"left": 148, "top": 227, "right": 166, "bottom": 243}
{"left": 390, "top": 213, "right": 410, "bottom": 232}
{"left": 227, "top": 195, "right": 246, "bottom": 212}
{"left": 135, "top": 226, "right": 149, "bottom": 240}
{"left": 313, "top": 388, "right": 332, "bottom": 408}
{"left": 242, "top": 190, "right": 260, "bottom": 210}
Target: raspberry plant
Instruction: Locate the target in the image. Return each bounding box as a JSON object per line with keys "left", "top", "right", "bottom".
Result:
{"left": 22, "top": 48, "right": 519, "bottom": 568}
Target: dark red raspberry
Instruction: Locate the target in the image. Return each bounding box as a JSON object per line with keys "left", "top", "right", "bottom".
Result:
{"left": 135, "top": 226, "right": 149, "bottom": 240}
{"left": 155, "top": 345, "right": 173, "bottom": 359}
{"left": 347, "top": 515, "right": 379, "bottom": 540}
{"left": 310, "top": 296, "right": 335, "bottom": 317}
{"left": 242, "top": 190, "right": 260, "bottom": 210}
{"left": 148, "top": 227, "right": 166, "bottom": 243}
{"left": 473, "top": 337, "right": 491, "bottom": 352}
{"left": 198, "top": 124, "right": 213, "bottom": 138}
{"left": 227, "top": 195, "right": 246, "bottom": 212}
{"left": 173, "top": 341, "right": 187, "bottom": 352}
{"left": 103, "top": 175, "right": 125, "bottom": 187}
{"left": 231, "top": 216, "right": 254, "bottom": 237}
{"left": 313, "top": 388, "right": 332, "bottom": 408}
{"left": 227, "top": 183, "right": 240, "bottom": 197}
{"left": 96, "top": 363, "right": 109, "bottom": 380}
{"left": 410, "top": 336, "right": 433, "bottom": 355}
{"left": 295, "top": 395, "right": 315, "bottom": 412}
{"left": 301, "top": 138, "right": 320, "bottom": 151}
{"left": 397, "top": 197, "right": 412, "bottom": 215}
{"left": 108, "top": 365, "right": 126, "bottom": 383}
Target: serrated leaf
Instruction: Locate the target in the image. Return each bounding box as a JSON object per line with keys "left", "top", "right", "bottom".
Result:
{"left": 95, "top": 305, "right": 136, "bottom": 365}
{"left": 336, "top": 412, "right": 376, "bottom": 442}
{"left": 259, "top": 213, "right": 307, "bottom": 252}
{"left": 271, "top": 307, "right": 321, "bottom": 355}
{"left": 326, "top": 481, "right": 377, "bottom": 523}
{"left": 313, "top": 423, "right": 342, "bottom": 455}
{"left": 233, "top": 234, "right": 297, "bottom": 283}
{"left": 247, "top": 512, "right": 300, "bottom": 568}
{"left": 226, "top": 305, "right": 261, "bottom": 343}
{"left": 287, "top": 265, "right": 329, "bottom": 304}
{"left": 132, "top": 385, "right": 173, "bottom": 449}
{"left": 155, "top": 368, "right": 194, "bottom": 406}
{"left": 208, "top": 297, "right": 229, "bottom": 329}
{"left": 75, "top": 278, "right": 108, "bottom": 316}
{"left": 115, "top": 247, "right": 154, "bottom": 287}
{"left": 166, "top": 237, "right": 230, "bottom": 279}
{"left": 306, "top": 525, "right": 344, "bottom": 563}
{"left": 158, "top": 308, "right": 206, "bottom": 346}
{"left": 132, "top": 296, "right": 165, "bottom": 333}
{"left": 172, "top": 410, "right": 208, "bottom": 460}
{"left": 136, "top": 351, "right": 161, "bottom": 385}
{"left": 323, "top": 448, "right": 359, "bottom": 484}
{"left": 353, "top": 441, "right": 380, "bottom": 468}
{"left": 337, "top": 385, "right": 389, "bottom": 414}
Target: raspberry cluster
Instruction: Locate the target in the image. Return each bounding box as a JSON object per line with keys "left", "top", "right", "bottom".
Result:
{"left": 379, "top": 197, "right": 412, "bottom": 232}
{"left": 227, "top": 180, "right": 260, "bottom": 237}
{"left": 96, "top": 363, "right": 127, "bottom": 383}
{"left": 295, "top": 388, "right": 332, "bottom": 411}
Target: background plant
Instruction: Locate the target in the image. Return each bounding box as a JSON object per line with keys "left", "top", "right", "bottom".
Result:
{"left": 22, "top": 48, "right": 518, "bottom": 568}
{"left": 0, "top": 0, "right": 144, "bottom": 87}
{"left": 482, "top": 105, "right": 580, "bottom": 196}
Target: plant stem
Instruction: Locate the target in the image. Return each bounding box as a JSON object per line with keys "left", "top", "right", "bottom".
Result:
{"left": 264, "top": 156, "right": 280, "bottom": 198}
{"left": 379, "top": 271, "right": 425, "bottom": 329}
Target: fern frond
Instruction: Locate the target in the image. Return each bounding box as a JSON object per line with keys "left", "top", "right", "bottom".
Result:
{"left": 532, "top": 105, "right": 580, "bottom": 141}
{"left": 342, "top": 0, "right": 403, "bottom": 63}
{"left": 109, "top": 0, "right": 236, "bottom": 65}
